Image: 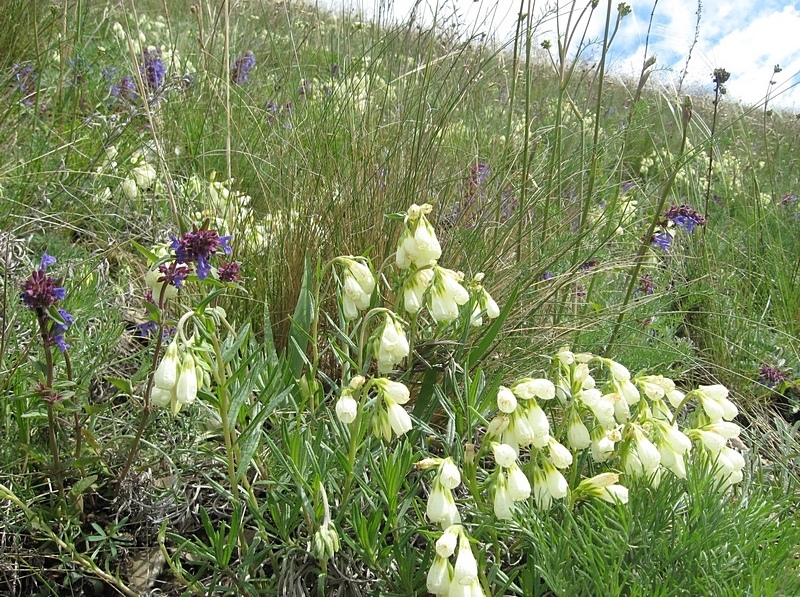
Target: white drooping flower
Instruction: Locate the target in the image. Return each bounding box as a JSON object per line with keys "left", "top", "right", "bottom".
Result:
{"left": 496, "top": 386, "right": 518, "bottom": 414}
{"left": 429, "top": 267, "right": 470, "bottom": 323}
{"left": 373, "top": 377, "right": 410, "bottom": 404}
{"left": 373, "top": 314, "right": 410, "bottom": 374}
{"left": 576, "top": 472, "right": 629, "bottom": 504}
{"left": 438, "top": 458, "right": 462, "bottom": 490}
{"left": 493, "top": 472, "right": 514, "bottom": 520}
{"left": 634, "top": 429, "right": 662, "bottom": 473}
{"left": 453, "top": 531, "right": 478, "bottom": 586}
{"left": 428, "top": 481, "right": 458, "bottom": 526}
{"left": 385, "top": 398, "right": 412, "bottom": 438}
{"left": 590, "top": 427, "right": 617, "bottom": 463}
{"left": 491, "top": 442, "right": 517, "bottom": 468}
{"left": 340, "top": 257, "right": 375, "bottom": 320}
{"left": 567, "top": 411, "right": 591, "bottom": 450}
{"left": 121, "top": 177, "right": 138, "bottom": 200}
{"left": 469, "top": 273, "right": 501, "bottom": 326}
{"left": 506, "top": 463, "right": 531, "bottom": 500}
{"left": 335, "top": 390, "right": 358, "bottom": 424}
{"left": 543, "top": 461, "right": 568, "bottom": 499}
{"left": 426, "top": 554, "right": 452, "bottom": 595}
{"left": 154, "top": 340, "right": 180, "bottom": 390}
{"left": 175, "top": 352, "right": 198, "bottom": 409}
{"left": 696, "top": 384, "right": 738, "bottom": 422}
{"left": 548, "top": 438, "right": 573, "bottom": 469}
{"left": 512, "top": 378, "right": 556, "bottom": 401}
{"left": 402, "top": 267, "right": 435, "bottom": 314}
{"left": 435, "top": 525, "right": 461, "bottom": 558}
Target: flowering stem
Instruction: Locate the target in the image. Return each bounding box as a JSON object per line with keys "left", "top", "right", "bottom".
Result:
{"left": 36, "top": 310, "right": 64, "bottom": 500}
{"left": 116, "top": 284, "right": 169, "bottom": 495}
{"left": 208, "top": 329, "right": 240, "bottom": 501}
{"left": 341, "top": 382, "right": 372, "bottom": 505}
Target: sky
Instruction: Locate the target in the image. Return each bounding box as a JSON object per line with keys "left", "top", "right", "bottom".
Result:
{"left": 318, "top": 0, "right": 800, "bottom": 110}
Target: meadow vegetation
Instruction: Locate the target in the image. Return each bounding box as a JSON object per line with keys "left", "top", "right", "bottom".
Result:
{"left": 1, "top": 0, "right": 799, "bottom": 595}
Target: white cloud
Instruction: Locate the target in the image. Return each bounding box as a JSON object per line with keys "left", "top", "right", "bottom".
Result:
{"left": 319, "top": 0, "right": 800, "bottom": 109}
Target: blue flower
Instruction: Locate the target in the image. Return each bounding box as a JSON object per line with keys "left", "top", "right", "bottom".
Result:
{"left": 53, "top": 309, "right": 74, "bottom": 353}
{"left": 651, "top": 232, "right": 672, "bottom": 251}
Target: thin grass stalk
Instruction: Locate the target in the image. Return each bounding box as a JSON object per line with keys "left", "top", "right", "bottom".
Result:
{"left": 515, "top": 2, "right": 534, "bottom": 264}
{"left": 604, "top": 98, "right": 692, "bottom": 355}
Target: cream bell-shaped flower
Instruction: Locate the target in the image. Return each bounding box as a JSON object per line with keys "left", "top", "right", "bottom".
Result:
{"left": 374, "top": 377, "right": 410, "bottom": 404}
{"left": 374, "top": 314, "right": 410, "bottom": 374}
{"left": 532, "top": 468, "right": 553, "bottom": 510}
{"left": 567, "top": 412, "right": 591, "bottom": 450}
{"left": 175, "top": 353, "right": 198, "bottom": 409}
{"left": 576, "top": 472, "right": 629, "bottom": 504}
{"left": 512, "top": 378, "right": 556, "bottom": 401}
{"left": 435, "top": 525, "right": 461, "bottom": 558}
{"left": 429, "top": 267, "right": 470, "bottom": 323}
{"left": 543, "top": 460, "right": 569, "bottom": 499}
{"left": 154, "top": 340, "right": 180, "bottom": 390}
{"left": 506, "top": 463, "right": 531, "bottom": 500}
{"left": 548, "top": 438, "right": 573, "bottom": 469}
{"left": 453, "top": 531, "right": 479, "bottom": 586}
{"left": 385, "top": 398, "right": 412, "bottom": 437}
{"left": 493, "top": 473, "right": 514, "bottom": 520}
{"left": 427, "top": 555, "right": 452, "bottom": 595}
{"left": 122, "top": 177, "right": 139, "bottom": 200}
{"left": 438, "top": 458, "right": 462, "bottom": 490}
{"left": 403, "top": 267, "right": 435, "bottom": 314}
{"left": 150, "top": 386, "right": 173, "bottom": 407}
{"left": 335, "top": 390, "right": 358, "bottom": 424}
{"left": 491, "top": 442, "right": 518, "bottom": 468}
{"left": 591, "top": 427, "right": 617, "bottom": 463}
{"left": 496, "top": 386, "right": 518, "bottom": 414}
{"left": 427, "top": 481, "right": 457, "bottom": 525}
{"left": 696, "top": 384, "right": 738, "bottom": 422}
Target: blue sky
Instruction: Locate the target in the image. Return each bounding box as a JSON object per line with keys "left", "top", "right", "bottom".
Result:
{"left": 322, "top": 1, "right": 800, "bottom": 109}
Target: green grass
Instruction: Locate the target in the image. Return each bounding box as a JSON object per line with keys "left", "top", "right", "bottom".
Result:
{"left": 0, "top": 1, "right": 799, "bottom": 595}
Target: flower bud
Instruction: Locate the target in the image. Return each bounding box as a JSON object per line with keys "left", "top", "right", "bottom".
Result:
{"left": 335, "top": 391, "right": 358, "bottom": 424}
{"left": 154, "top": 340, "right": 179, "bottom": 390}
{"left": 176, "top": 353, "right": 198, "bottom": 406}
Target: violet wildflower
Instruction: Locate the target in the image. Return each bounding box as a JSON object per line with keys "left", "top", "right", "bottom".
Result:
{"left": 231, "top": 52, "right": 255, "bottom": 85}
{"left": 12, "top": 64, "right": 37, "bottom": 106}
{"left": 780, "top": 193, "right": 798, "bottom": 206}
{"left": 651, "top": 231, "right": 672, "bottom": 251}
{"left": 53, "top": 309, "right": 74, "bottom": 353}
{"left": 759, "top": 363, "right": 788, "bottom": 388}
{"left": 170, "top": 226, "right": 232, "bottom": 280}
{"left": 111, "top": 75, "right": 138, "bottom": 102}
{"left": 140, "top": 48, "right": 165, "bottom": 92}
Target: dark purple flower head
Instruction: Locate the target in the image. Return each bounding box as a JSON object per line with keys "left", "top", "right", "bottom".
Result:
{"left": 218, "top": 261, "right": 241, "bottom": 282}
{"left": 170, "top": 227, "right": 233, "bottom": 280}
{"left": 780, "top": 193, "right": 798, "bottom": 205}
{"left": 20, "top": 255, "right": 66, "bottom": 311}
{"left": 580, "top": 260, "right": 598, "bottom": 272}
{"left": 232, "top": 52, "right": 255, "bottom": 85}
{"left": 759, "top": 363, "right": 788, "bottom": 388}
{"left": 140, "top": 48, "right": 165, "bottom": 92}
{"left": 541, "top": 271, "right": 554, "bottom": 281}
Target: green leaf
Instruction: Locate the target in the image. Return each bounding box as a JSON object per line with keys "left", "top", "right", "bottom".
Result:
{"left": 129, "top": 240, "right": 158, "bottom": 263}
{"left": 222, "top": 322, "right": 250, "bottom": 363}
{"left": 106, "top": 377, "right": 133, "bottom": 395}
{"left": 69, "top": 475, "right": 98, "bottom": 498}
{"left": 288, "top": 253, "right": 315, "bottom": 379}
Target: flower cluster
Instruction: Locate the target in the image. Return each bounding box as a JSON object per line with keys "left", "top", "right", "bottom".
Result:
{"left": 20, "top": 254, "right": 73, "bottom": 353}
{"left": 12, "top": 63, "right": 38, "bottom": 106}
{"left": 151, "top": 336, "right": 202, "bottom": 413}
{"left": 662, "top": 204, "right": 706, "bottom": 233}
{"left": 427, "top": 525, "right": 485, "bottom": 596}
{"left": 170, "top": 225, "right": 232, "bottom": 280}
{"left": 144, "top": 222, "right": 238, "bottom": 302}
{"left": 337, "top": 257, "right": 375, "bottom": 320}
{"left": 232, "top": 52, "right": 255, "bottom": 85}
{"left": 121, "top": 151, "right": 158, "bottom": 199}
{"left": 394, "top": 203, "right": 499, "bottom": 325}
{"left": 334, "top": 375, "right": 413, "bottom": 440}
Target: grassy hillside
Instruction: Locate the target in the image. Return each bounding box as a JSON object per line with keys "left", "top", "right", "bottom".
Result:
{"left": 0, "top": 1, "right": 798, "bottom": 595}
